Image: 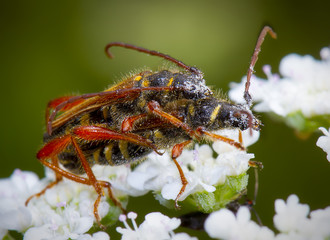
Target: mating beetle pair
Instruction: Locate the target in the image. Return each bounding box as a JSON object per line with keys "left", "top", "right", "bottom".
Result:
{"left": 26, "top": 26, "right": 276, "bottom": 227}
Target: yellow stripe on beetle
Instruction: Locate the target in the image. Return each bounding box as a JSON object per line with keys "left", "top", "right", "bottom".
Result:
{"left": 209, "top": 104, "right": 221, "bottom": 124}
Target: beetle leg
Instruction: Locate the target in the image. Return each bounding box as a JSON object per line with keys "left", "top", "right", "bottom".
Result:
{"left": 171, "top": 140, "right": 192, "bottom": 208}
{"left": 26, "top": 135, "right": 89, "bottom": 205}
{"left": 25, "top": 156, "right": 63, "bottom": 206}
{"left": 121, "top": 113, "right": 148, "bottom": 132}
{"left": 147, "top": 100, "right": 199, "bottom": 139}
{"left": 28, "top": 134, "right": 123, "bottom": 229}
{"left": 148, "top": 100, "right": 247, "bottom": 208}
{"left": 248, "top": 160, "right": 263, "bottom": 169}
{"left": 196, "top": 127, "right": 245, "bottom": 150}
{"left": 70, "top": 136, "right": 123, "bottom": 228}
{"left": 33, "top": 125, "right": 166, "bottom": 224}
{"left": 147, "top": 100, "right": 245, "bottom": 151}
{"left": 238, "top": 129, "right": 243, "bottom": 145}
{"left": 73, "top": 125, "right": 163, "bottom": 155}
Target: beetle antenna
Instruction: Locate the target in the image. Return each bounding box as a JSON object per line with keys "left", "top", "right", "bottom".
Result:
{"left": 236, "top": 109, "right": 253, "bottom": 135}
{"left": 105, "top": 42, "right": 202, "bottom": 76}
{"left": 244, "top": 26, "right": 277, "bottom": 106}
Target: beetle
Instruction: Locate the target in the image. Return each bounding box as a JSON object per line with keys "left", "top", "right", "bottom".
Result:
{"left": 26, "top": 26, "right": 276, "bottom": 227}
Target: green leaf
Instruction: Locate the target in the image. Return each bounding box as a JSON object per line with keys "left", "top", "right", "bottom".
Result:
{"left": 155, "top": 173, "right": 249, "bottom": 213}
{"left": 277, "top": 111, "right": 330, "bottom": 133}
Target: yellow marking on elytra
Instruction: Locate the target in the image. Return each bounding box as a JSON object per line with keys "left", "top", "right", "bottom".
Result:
{"left": 188, "top": 104, "right": 195, "bottom": 116}
{"left": 138, "top": 98, "right": 146, "bottom": 108}
{"left": 104, "top": 144, "right": 113, "bottom": 165}
{"left": 103, "top": 143, "right": 113, "bottom": 165}
{"left": 102, "top": 106, "right": 109, "bottom": 121}
{"left": 209, "top": 104, "right": 221, "bottom": 124}
{"left": 142, "top": 80, "right": 149, "bottom": 87}
{"left": 167, "top": 77, "right": 174, "bottom": 86}
{"left": 134, "top": 76, "right": 142, "bottom": 81}
{"left": 119, "top": 141, "right": 130, "bottom": 160}
{"left": 154, "top": 130, "right": 163, "bottom": 139}
{"left": 93, "top": 148, "right": 101, "bottom": 164}
{"left": 59, "top": 158, "right": 71, "bottom": 165}
{"left": 80, "top": 114, "right": 90, "bottom": 125}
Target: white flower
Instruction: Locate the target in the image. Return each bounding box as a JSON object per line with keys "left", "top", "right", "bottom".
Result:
{"left": 204, "top": 194, "right": 330, "bottom": 240}
{"left": 316, "top": 127, "right": 330, "bottom": 162}
{"left": 116, "top": 212, "right": 197, "bottom": 240}
{"left": 24, "top": 205, "right": 94, "bottom": 240}
{"left": 205, "top": 207, "right": 274, "bottom": 240}
{"left": 229, "top": 47, "right": 330, "bottom": 118}
{"left": 273, "top": 194, "right": 310, "bottom": 233}
{"left": 308, "top": 206, "right": 330, "bottom": 238}
{"left": 0, "top": 169, "right": 110, "bottom": 240}
{"left": 274, "top": 195, "right": 330, "bottom": 240}
{"left": 77, "top": 231, "right": 110, "bottom": 240}
{"left": 92, "top": 164, "right": 148, "bottom": 197}
{"left": 0, "top": 126, "right": 259, "bottom": 239}
{"left": 0, "top": 169, "right": 39, "bottom": 238}
{"left": 126, "top": 128, "right": 258, "bottom": 202}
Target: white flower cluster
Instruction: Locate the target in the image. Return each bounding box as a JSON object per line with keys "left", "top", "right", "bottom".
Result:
{"left": 91, "top": 129, "right": 258, "bottom": 203}
{"left": 316, "top": 127, "right": 330, "bottom": 162}
{"left": 0, "top": 129, "right": 258, "bottom": 239}
{"left": 116, "top": 212, "right": 197, "bottom": 240}
{"left": 122, "top": 129, "right": 259, "bottom": 202}
{"left": 229, "top": 47, "right": 330, "bottom": 162}
{"left": 0, "top": 169, "right": 110, "bottom": 240}
{"left": 204, "top": 194, "right": 330, "bottom": 240}
{"left": 229, "top": 47, "right": 330, "bottom": 118}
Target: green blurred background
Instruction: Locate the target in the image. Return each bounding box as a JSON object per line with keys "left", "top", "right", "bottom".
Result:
{"left": 1, "top": 0, "right": 330, "bottom": 238}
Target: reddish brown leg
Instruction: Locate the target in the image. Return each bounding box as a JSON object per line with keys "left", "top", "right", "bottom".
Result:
{"left": 146, "top": 100, "right": 248, "bottom": 204}
{"left": 25, "top": 157, "right": 63, "bottom": 206}
{"left": 147, "top": 100, "right": 198, "bottom": 138}
{"left": 29, "top": 134, "right": 124, "bottom": 229}
{"left": 38, "top": 154, "right": 119, "bottom": 229}
{"left": 99, "top": 180, "right": 126, "bottom": 213}
{"left": 26, "top": 135, "right": 72, "bottom": 205}
{"left": 36, "top": 137, "right": 125, "bottom": 210}
{"left": 70, "top": 136, "right": 109, "bottom": 228}
{"left": 238, "top": 129, "right": 243, "bottom": 145}
{"left": 147, "top": 100, "right": 198, "bottom": 205}
{"left": 73, "top": 125, "right": 163, "bottom": 155}
{"left": 147, "top": 101, "right": 245, "bottom": 150}
{"left": 248, "top": 160, "right": 263, "bottom": 169}
{"left": 197, "top": 127, "right": 245, "bottom": 150}
{"left": 171, "top": 140, "right": 192, "bottom": 208}
{"left": 121, "top": 114, "right": 147, "bottom": 132}
{"left": 73, "top": 125, "right": 166, "bottom": 219}
{"left": 147, "top": 100, "right": 246, "bottom": 151}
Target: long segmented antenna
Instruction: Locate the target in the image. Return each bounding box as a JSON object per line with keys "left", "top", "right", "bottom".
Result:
{"left": 105, "top": 42, "right": 202, "bottom": 76}
{"left": 244, "top": 26, "right": 277, "bottom": 106}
